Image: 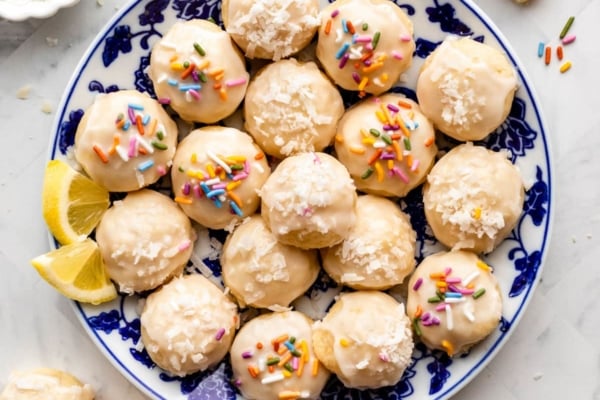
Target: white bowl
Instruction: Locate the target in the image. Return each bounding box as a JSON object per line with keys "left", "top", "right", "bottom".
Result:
{"left": 0, "top": 0, "right": 80, "bottom": 21}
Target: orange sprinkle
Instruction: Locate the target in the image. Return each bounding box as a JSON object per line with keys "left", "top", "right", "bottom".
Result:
{"left": 354, "top": 62, "right": 361, "bottom": 69}
{"left": 278, "top": 391, "right": 301, "bottom": 400}
{"left": 278, "top": 352, "right": 293, "bottom": 367}
{"left": 116, "top": 118, "right": 126, "bottom": 129}
{"left": 268, "top": 365, "right": 275, "bottom": 374}
{"left": 347, "top": 21, "right": 356, "bottom": 34}
{"left": 208, "top": 68, "right": 225, "bottom": 77}
{"left": 196, "top": 59, "right": 210, "bottom": 70}
{"left": 311, "top": 359, "right": 320, "bottom": 376}
{"left": 430, "top": 272, "right": 445, "bottom": 279}
{"left": 391, "top": 133, "right": 402, "bottom": 140}
{"left": 138, "top": 146, "right": 148, "bottom": 155}
{"left": 467, "top": 283, "right": 475, "bottom": 289}
{"left": 398, "top": 100, "right": 413, "bottom": 109}
{"left": 247, "top": 365, "right": 259, "bottom": 379}
{"left": 557, "top": 45, "right": 564, "bottom": 60}
{"left": 169, "top": 54, "right": 178, "bottom": 62}
{"left": 219, "top": 88, "right": 228, "bottom": 101}
{"left": 436, "top": 281, "right": 448, "bottom": 288}
{"left": 93, "top": 145, "right": 108, "bottom": 163}
{"left": 256, "top": 342, "right": 263, "bottom": 350}
{"left": 350, "top": 145, "right": 366, "bottom": 155}
{"left": 277, "top": 345, "right": 288, "bottom": 356}
{"left": 108, "top": 135, "right": 120, "bottom": 155}
{"left": 325, "top": 19, "right": 332, "bottom": 35}
{"left": 415, "top": 304, "right": 423, "bottom": 318}
{"left": 228, "top": 191, "right": 243, "bottom": 208}
{"left": 545, "top": 46, "right": 551, "bottom": 65}
{"left": 424, "top": 136, "right": 435, "bottom": 147}
{"left": 175, "top": 196, "right": 193, "bottom": 205}
{"left": 367, "top": 148, "right": 382, "bottom": 165}
{"left": 254, "top": 152, "right": 265, "bottom": 160}
{"left": 136, "top": 115, "right": 144, "bottom": 135}
{"left": 392, "top": 141, "right": 403, "bottom": 161}
{"left": 396, "top": 116, "right": 411, "bottom": 137}
{"left": 441, "top": 340, "right": 455, "bottom": 356}
{"left": 362, "top": 62, "right": 384, "bottom": 74}
{"left": 380, "top": 72, "right": 389, "bottom": 82}
{"left": 296, "top": 357, "right": 305, "bottom": 377}
{"left": 148, "top": 118, "right": 158, "bottom": 137}
{"left": 213, "top": 83, "right": 222, "bottom": 90}
{"left": 273, "top": 334, "right": 289, "bottom": 344}
{"left": 181, "top": 63, "right": 196, "bottom": 79}
{"left": 360, "top": 52, "right": 373, "bottom": 62}
{"left": 439, "top": 287, "right": 447, "bottom": 293}
{"left": 335, "top": 134, "right": 344, "bottom": 143}
{"left": 406, "top": 154, "right": 413, "bottom": 168}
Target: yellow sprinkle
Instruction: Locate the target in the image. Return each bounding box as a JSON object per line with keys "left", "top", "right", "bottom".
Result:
{"left": 387, "top": 159, "right": 394, "bottom": 170}
{"left": 226, "top": 181, "right": 242, "bottom": 191}
{"left": 360, "top": 128, "right": 370, "bottom": 138}
{"left": 311, "top": 359, "right": 320, "bottom": 376}
{"left": 148, "top": 119, "right": 158, "bottom": 137}
{"left": 375, "top": 110, "right": 387, "bottom": 123}
{"left": 282, "top": 370, "right": 293, "bottom": 379}
{"left": 225, "top": 155, "right": 246, "bottom": 163}
{"left": 301, "top": 340, "right": 309, "bottom": 363}
{"left": 358, "top": 76, "right": 369, "bottom": 91}
{"left": 477, "top": 260, "right": 492, "bottom": 272}
{"left": 362, "top": 137, "right": 376, "bottom": 145}
{"left": 560, "top": 60, "right": 572, "bottom": 73}
{"left": 296, "top": 357, "right": 305, "bottom": 377}
{"left": 350, "top": 145, "right": 366, "bottom": 155}
{"left": 381, "top": 103, "right": 392, "bottom": 124}
{"left": 335, "top": 134, "right": 344, "bottom": 143}
{"left": 186, "top": 170, "right": 203, "bottom": 180}
{"left": 374, "top": 161, "right": 384, "bottom": 182}
{"left": 380, "top": 72, "right": 389, "bottom": 82}
{"left": 208, "top": 68, "right": 225, "bottom": 77}
{"left": 441, "top": 340, "right": 455, "bottom": 356}
{"left": 169, "top": 54, "right": 178, "bottom": 62}
{"left": 190, "top": 153, "right": 197, "bottom": 163}
{"left": 196, "top": 59, "right": 210, "bottom": 70}
{"left": 435, "top": 281, "right": 448, "bottom": 288}
{"left": 473, "top": 207, "right": 482, "bottom": 220}
{"left": 339, "top": 338, "right": 350, "bottom": 347}
{"left": 175, "top": 196, "right": 192, "bottom": 205}
{"left": 362, "top": 62, "right": 384, "bottom": 74}
{"left": 170, "top": 62, "right": 185, "bottom": 71}
{"left": 206, "top": 163, "right": 215, "bottom": 178}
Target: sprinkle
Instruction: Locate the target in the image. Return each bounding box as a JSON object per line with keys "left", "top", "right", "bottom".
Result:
{"left": 362, "top": 23, "right": 368, "bottom": 31}
{"left": 404, "top": 137, "right": 412, "bottom": 151}
{"left": 559, "top": 16, "right": 575, "bottom": 39}
{"left": 137, "top": 159, "right": 154, "bottom": 172}
{"left": 207, "top": 150, "right": 232, "bottom": 174}
{"left": 435, "top": 303, "right": 447, "bottom": 312}
{"left": 392, "top": 141, "right": 403, "bottom": 161}
{"left": 178, "top": 240, "right": 191, "bottom": 252}
{"left": 296, "top": 357, "right": 305, "bottom": 377}
{"left": 445, "top": 304, "right": 454, "bottom": 331}
{"left": 374, "top": 162, "right": 384, "bottom": 182}
{"left": 392, "top": 167, "right": 409, "bottom": 183}
{"left": 559, "top": 61, "right": 572, "bottom": 73}
{"left": 207, "top": 189, "right": 226, "bottom": 199}
{"left": 413, "top": 277, "right": 423, "bottom": 291}
{"left": 361, "top": 167, "right": 374, "bottom": 179}
{"left": 399, "top": 34, "right": 412, "bottom": 42}
{"left": 473, "top": 288, "right": 486, "bottom": 299}
{"left": 372, "top": 32, "right": 381, "bottom": 49}
{"left": 381, "top": 134, "right": 392, "bottom": 145}
{"left": 247, "top": 365, "right": 259, "bottom": 378}
{"left": 537, "top": 42, "right": 545, "bottom": 58}
{"left": 350, "top": 145, "right": 366, "bottom": 155}
{"left": 561, "top": 34, "right": 576, "bottom": 45}
{"left": 557, "top": 45, "right": 564, "bottom": 60}
{"left": 262, "top": 373, "right": 285, "bottom": 385}
{"left": 410, "top": 159, "right": 420, "bottom": 172}
{"left": 128, "top": 103, "right": 144, "bottom": 111}
{"left": 352, "top": 72, "right": 361, "bottom": 83}
{"left": 93, "top": 145, "right": 108, "bottom": 163}
{"left": 181, "top": 63, "right": 196, "bottom": 80}
{"left": 311, "top": 359, "right": 319, "bottom": 376}
{"left": 339, "top": 338, "right": 350, "bottom": 347}
{"left": 445, "top": 276, "right": 461, "bottom": 284}
{"left": 462, "top": 271, "right": 480, "bottom": 286}
{"left": 278, "top": 352, "right": 293, "bottom": 367}
{"left": 266, "top": 357, "right": 281, "bottom": 366}
{"left": 331, "top": 9, "right": 339, "bottom": 17}
{"left": 463, "top": 307, "right": 475, "bottom": 322}
{"left": 151, "top": 141, "right": 168, "bottom": 150}
{"left": 256, "top": 342, "right": 263, "bottom": 350}
{"left": 338, "top": 53, "right": 350, "bottom": 69}
{"left": 367, "top": 149, "right": 382, "bottom": 165}
{"left": 136, "top": 134, "right": 154, "bottom": 154}
{"left": 415, "top": 305, "right": 423, "bottom": 318}
{"left": 412, "top": 318, "right": 422, "bottom": 337}
{"left": 215, "top": 328, "right": 226, "bottom": 341}
{"left": 335, "top": 42, "right": 350, "bottom": 59}
{"left": 427, "top": 296, "right": 442, "bottom": 303}
{"left": 441, "top": 340, "right": 455, "bottom": 356}
{"left": 179, "top": 83, "right": 202, "bottom": 91}
{"left": 225, "top": 77, "right": 247, "bottom": 87}
{"left": 193, "top": 42, "right": 206, "bottom": 56}
{"left": 182, "top": 183, "right": 191, "bottom": 196}
{"left": 476, "top": 260, "right": 492, "bottom": 272}
{"left": 279, "top": 391, "right": 301, "bottom": 400}
{"left": 358, "top": 76, "right": 369, "bottom": 91}
{"left": 545, "top": 46, "right": 551, "bottom": 65}
{"left": 188, "top": 89, "right": 201, "bottom": 100}
{"left": 369, "top": 128, "right": 381, "bottom": 137}
{"left": 115, "top": 146, "right": 129, "bottom": 162}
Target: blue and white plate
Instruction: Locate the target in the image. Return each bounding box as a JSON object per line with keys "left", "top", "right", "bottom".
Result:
{"left": 49, "top": 0, "right": 553, "bottom": 399}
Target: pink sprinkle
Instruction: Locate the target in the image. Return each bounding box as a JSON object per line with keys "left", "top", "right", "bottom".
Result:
{"left": 233, "top": 172, "right": 248, "bottom": 181}
{"left": 379, "top": 353, "right": 390, "bottom": 362}
{"left": 243, "top": 160, "right": 250, "bottom": 173}
{"left": 158, "top": 97, "right": 171, "bottom": 105}
{"left": 313, "top": 153, "right": 321, "bottom": 164}
{"left": 421, "top": 312, "right": 431, "bottom": 322}
{"left": 156, "top": 165, "right": 167, "bottom": 176}
{"left": 365, "top": 43, "right": 373, "bottom": 51}
{"left": 352, "top": 72, "right": 361, "bottom": 83}
{"left": 211, "top": 183, "right": 228, "bottom": 190}
{"left": 392, "top": 50, "right": 404, "bottom": 60}
{"left": 562, "top": 34, "right": 576, "bottom": 45}
{"left": 292, "top": 357, "right": 299, "bottom": 370}
{"left": 234, "top": 379, "right": 242, "bottom": 387}
{"left": 193, "top": 184, "right": 202, "bottom": 198}
{"left": 413, "top": 277, "right": 423, "bottom": 291}
{"left": 392, "top": 167, "right": 409, "bottom": 183}
{"left": 303, "top": 207, "right": 314, "bottom": 217}
{"left": 387, "top": 103, "right": 400, "bottom": 112}
{"left": 242, "top": 351, "right": 253, "bottom": 359}
{"left": 410, "top": 159, "right": 420, "bottom": 172}
{"left": 128, "top": 136, "right": 137, "bottom": 158}
{"left": 178, "top": 240, "right": 191, "bottom": 252}
{"left": 225, "top": 77, "right": 248, "bottom": 88}
{"left": 354, "top": 35, "right": 372, "bottom": 43}
{"left": 444, "top": 267, "right": 452, "bottom": 276}
{"left": 188, "top": 89, "right": 201, "bottom": 100}
{"left": 435, "top": 303, "right": 447, "bottom": 312}
{"left": 331, "top": 9, "right": 339, "bottom": 18}
{"left": 128, "top": 107, "right": 137, "bottom": 123}
{"left": 338, "top": 53, "right": 350, "bottom": 69}
{"left": 215, "top": 328, "right": 226, "bottom": 341}
{"left": 431, "top": 316, "right": 441, "bottom": 325}
{"left": 182, "top": 182, "right": 191, "bottom": 196}
{"left": 400, "top": 34, "right": 412, "bottom": 42}
{"left": 445, "top": 277, "right": 462, "bottom": 284}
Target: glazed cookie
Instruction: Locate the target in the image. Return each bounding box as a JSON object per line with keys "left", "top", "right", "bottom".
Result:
{"left": 95, "top": 189, "right": 194, "bottom": 294}
{"left": 149, "top": 19, "right": 249, "bottom": 123}
{"left": 171, "top": 126, "right": 270, "bottom": 230}
{"left": 260, "top": 152, "right": 357, "bottom": 249}
{"left": 222, "top": 0, "right": 320, "bottom": 60}
{"left": 221, "top": 215, "right": 320, "bottom": 309}
{"left": 0, "top": 368, "right": 94, "bottom": 400}
{"left": 423, "top": 143, "right": 525, "bottom": 254}
{"left": 321, "top": 195, "right": 416, "bottom": 290}
{"left": 74, "top": 90, "right": 177, "bottom": 192}
{"left": 244, "top": 59, "right": 345, "bottom": 158}
{"left": 141, "top": 274, "right": 239, "bottom": 377}
{"left": 312, "top": 291, "right": 414, "bottom": 389}
{"left": 316, "top": 0, "right": 415, "bottom": 95}
{"left": 406, "top": 250, "right": 503, "bottom": 356}
{"left": 335, "top": 94, "right": 437, "bottom": 197}
{"left": 416, "top": 37, "right": 518, "bottom": 141}
{"left": 230, "top": 311, "right": 330, "bottom": 400}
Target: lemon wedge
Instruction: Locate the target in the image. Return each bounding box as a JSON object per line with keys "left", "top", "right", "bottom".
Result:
{"left": 42, "top": 159, "right": 110, "bottom": 245}
{"left": 31, "top": 239, "right": 117, "bottom": 305}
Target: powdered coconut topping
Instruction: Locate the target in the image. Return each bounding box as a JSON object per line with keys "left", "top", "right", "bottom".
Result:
{"left": 436, "top": 70, "right": 486, "bottom": 130}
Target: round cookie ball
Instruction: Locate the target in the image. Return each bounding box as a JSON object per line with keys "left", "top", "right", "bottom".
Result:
{"left": 230, "top": 311, "right": 330, "bottom": 400}
{"left": 74, "top": 90, "right": 177, "bottom": 192}
{"left": 244, "top": 59, "right": 345, "bottom": 158}
{"left": 423, "top": 142, "right": 525, "bottom": 254}
{"left": 221, "top": 215, "right": 320, "bottom": 309}
{"left": 416, "top": 37, "right": 518, "bottom": 141}
{"left": 171, "top": 127, "right": 270, "bottom": 230}
{"left": 406, "top": 250, "right": 503, "bottom": 356}
{"left": 335, "top": 94, "right": 437, "bottom": 197}
{"left": 222, "top": 0, "right": 320, "bottom": 60}
{"left": 316, "top": 0, "right": 415, "bottom": 95}
{"left": 321, "top": 195, "right": 416, "bottom": 290}
{"left": 260, "top": 152, "right": 357, "bottom": 249}
{"left": 312, "top": 291, "right": 414, "bottom": 389}
{"left": 148, "top": 19, "right": 249, "bottom": 123}
{"left": 141, "top": 274, "right": 239, "bottom": 377}
{"left": 0, "top": 368, "right": 94, "bottom": 400}
{"left": 95, "top": 189, "right": 194, "bottom": 294}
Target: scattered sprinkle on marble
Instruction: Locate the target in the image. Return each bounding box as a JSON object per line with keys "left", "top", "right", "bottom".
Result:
{"left": 16, "top": 85, "right": 31, "bottom": 100}
{"left": 533, "top": 372, "right": 544, "bottom": 381}
{"left": 41, "top": 100, "right": 53, "bottom": 114}
{"left": 45, "top": 37, "right": 59, "bottom": 47}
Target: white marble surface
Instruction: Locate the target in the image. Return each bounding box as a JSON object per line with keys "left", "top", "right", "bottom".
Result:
{"left": 0, "top": 0, "right": 598, "bottom": 399}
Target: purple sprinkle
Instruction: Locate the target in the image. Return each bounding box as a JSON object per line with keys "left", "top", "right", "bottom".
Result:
{"left": 387, "top": 103, "right": 400, "bottom": 112}
{"left": 215, "top": 328, "right": 226, "bottom": 341}
{"left": 431, "top": 316, "right": 441, "bottom": 325}
{"left": 191, "top": 70, "right": 199, "bottom": 82}
{"left": 242, "top": 351, "right": 253, "bottom": 359}
{"left": 412, "top": 277, "right": 423, "bottom": 291}
{"left": 127, "top": 107, "right": 137, "bottom": 124}
{"left": 421, "top": 312, "right": 431, "bottom": 322}
{"left": 421, "top": 319, "right": 433, "bottom": 327}
{"left": 193, "top": 184, "right": 202, "bottom": 198}
{"left": 380, "top": 152, "right": 395, "bottom": 160}
{"left": 352, "top": 72, "right": 361, "bottom": 83}
{"left": 364, "top": 59, "right": 372, "bottom": 67}
{"left": 331, "top": 9, "right": 339, "bottom": 17}
{"left": 182, "top": 182, "right": 191, "bottom": 196}
{"left": 338, "top": 53, "right": 350, "bottom": 69}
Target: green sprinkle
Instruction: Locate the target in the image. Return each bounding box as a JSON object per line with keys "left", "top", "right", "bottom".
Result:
{"left": 178, "top": 166, "right": 185, "bottom": 173}
{"left": 362, "top": 23, "right": 368, "bottom": 31}
{"left": 436, "top": 289, "right": 445, "bottom": 299}
{"left": 156, "top": 131, "right": 164, "bottom": 140}
{"left": 230, "top": 164, "right": 244, "bottom": 171}
{"left": 193, "top": 42, "right": 206, "bottom": 56}
{"left": 283, "top": 363, "right": 294, "bottom": 373}
{"left": 207, "top": 17, "right": 217, "bottom": 24}
{"left": 117, "top": 113, "right": 124, "bottom": 120}
{"left": 369, "top": 128, "right": 381, "bottom": 137}
{"left": 412, "top": 318, "right": 422, "bottom": 337}
{"left": 266, "top": 357, "right": 280, "bottom": 366}
{"left": 473, "top": 288, "right": 486, "bottom": 299}
{"left": 291, "top": 349, "right": 302, "bottom": 358}
{"left": 289, "top": 337, "right": 296, "bottom": 344}
{"left": 183, "top": 61, "right": 190, "bottom": 68}
{"left": 559, "top": 16, "right": 575, "bottom": 39}
{"left": 381, "top": 134, "right": 392, "bottom": 145}
{"left": 372, "top": 32, "right": 381, "bottom": 50}
{"left": 361, "top": 167, "right": 374, "bottom": 179}
{"left": 403, "top": 137, "right": 412, "bottom": 151}
{"left": 152, "top": 141, "right": 168, "bottom": 150}
{"left": 198, "top": 72, "right": 208, "bottom": 83}
{"left": 427, "top": 296, "right": 442, "bottom": 303}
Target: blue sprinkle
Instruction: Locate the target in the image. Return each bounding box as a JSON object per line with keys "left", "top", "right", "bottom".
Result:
{"left": 207, "top": 189, "right": 226, "bottom": 198}
{"left": 142, "top": 114, "right": 151, "bottom": 126}
{"left": 352, "top": 33, "right": 358, "bottom": 44}
{"left": 128, "top": 103, "right": 144, "bottom": 111}
{"left": 123, "top": 121, "right": 131, "bottom": 131}
{"left": 137, "top": 160, "right": 154, "bottom": 172}
{"left": 168, "top": 79, "right": 178, "bottom": 86}
{"left": 284, "top": 341, "right": 295, "bottom": 351}
{"left": 342, "top": 19, "right": 348, "bottom": 33}
{"left": 200, "top": 182, "right": 210, "bottom": 194}
{"left": 537, "top": 42, "right": 545, "bottom": 58}
{"left": 179, "top": 84, "right": 202, "bottom": 91}
{"left": 445, "top": 292, "right": 462, "bottom": 298}
{"left": 213, "top": 198, "right": 223, "bottom": 208}
{"left": 230, "top": 201, "right": 243, "bottom": 217}
{"left": 335, "top": 42, "right": 350, "bottom": 60}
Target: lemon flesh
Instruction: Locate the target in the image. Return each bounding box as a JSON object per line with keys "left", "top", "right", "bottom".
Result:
{"left": 31, "top": 239, "right": 117, "bottom": 305}
{"left": 42, "top": 159, "right": 110, "bottom": 245}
